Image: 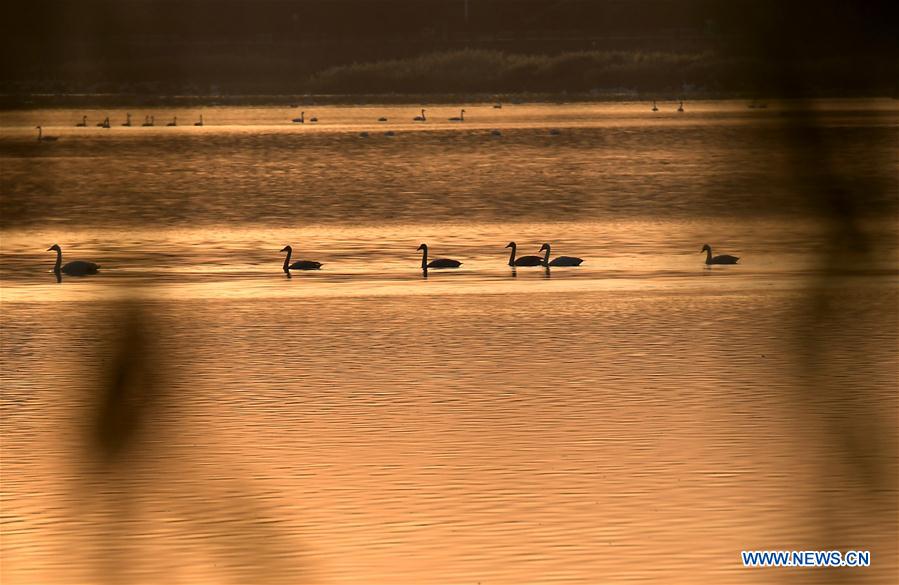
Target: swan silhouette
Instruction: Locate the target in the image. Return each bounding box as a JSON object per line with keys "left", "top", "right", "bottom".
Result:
{"left": 292, "top": 111, "right": 305, "bottom": 123}
{"left": 505, "top": 242, "right": 542, "bottom": 267}
{"left": 122, "top": 113, "right": 132, "bottom": 126}
{"left": 413, "top": 109, "right": 426, "bottom": 122}
{"left": 76, "top": 115, "right": 87, "bottom": 127}
{"left": 701, "top": 244, "right": 739, "bottom": 265}
{"left": 417, "top": 244, "right": 460, "bottom": 270}
{"left": 651, "top": 100, "right": 658, "bottom": 112}
{"left": 47, "top": 244, "right": 99, "bottom": 276}
{"left": 449, "top": 109, "right": 465, "bottom": 121}
{"left": 142, "top": 115, "right": 155, "bottom": 127}
{"left": 280, "top": 245, "right": 322, "bottom": 272}
{"left": 35, "top": 126, "right": 58, "bottom": 142}
{"left": 378, "top": 117, "right": 388, "bottom": 122}
{"left": 166, "top": 117, "right": 177, "bottom": 127}
{"left": 309, "top": 116, "right": 318, "bottom": 123}
{"left": 540, "top": 243, "right": 583, "bottom": 267}
{"left": 96, "top": 117, "right": 110, "bottom": 128}
{"left": 677, "top": 100, "right": 685, "bottom": 113}
{"left": 194, "top": 115, "right": 204, "bottom": 126}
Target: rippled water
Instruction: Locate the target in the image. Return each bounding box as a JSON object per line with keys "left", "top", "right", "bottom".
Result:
{"left": 1, "top": 100, "right": 897, "bottom": 584}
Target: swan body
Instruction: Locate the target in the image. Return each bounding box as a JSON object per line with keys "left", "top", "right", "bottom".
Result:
{"left": 449, "top": 109, "right": 465, "bottom": 121}
{"left": 413, "top": 109, "right": 426, "bottom": 122}
{"left": 47, "top": 244, "right": 99, "bottom": 276}
{"left": 309, "top": 116, "right": 318, "bottom": 123}
{"left": 35, "top": 126, "right": 58, "bottom": 142}
{"left": 417, "top": 244, "right": 460, "bottom": 270}
{"left": 194, "top": 115, "right": 203, "bottom": 126}
{"left": 280, "top": 245, "right": 322, "bottom": 272}
{"left": 378, "top": 117, "right": 388, "bottom": 122}
{"left": 292, "top": 111, "right": 305, "bottom": 123}
{"left": 701, "top": 244, "right": 739, "bottom": 265}
{"left": 76, "top": 116, "right": 87, "bottom": 127}
{"left": 505, "top": 242, "right": 542, "bottom": 267}
{"left": 540, "top": 243, "right": 583, "bottom": 267}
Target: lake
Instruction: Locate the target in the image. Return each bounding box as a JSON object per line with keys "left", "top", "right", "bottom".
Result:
{"left": 1, "top": 100, "right": 897, "bottom": 584}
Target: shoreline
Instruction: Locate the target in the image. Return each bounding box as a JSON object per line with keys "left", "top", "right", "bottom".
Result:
{"left": 2, "top": 91, "right": 896, "bottom": 110}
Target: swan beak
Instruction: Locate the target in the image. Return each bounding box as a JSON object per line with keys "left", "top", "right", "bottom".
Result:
{"left": 505, "top": 242, "right": 513, "bottom": 248}
{"left": 280, "top": 246, "right": 289, "bottom": 252}
{"left": 416, "top": 244, "right": 425, "bottom": 251}
{"left": 47, "top": 246, "right": 54, "bottom": 251}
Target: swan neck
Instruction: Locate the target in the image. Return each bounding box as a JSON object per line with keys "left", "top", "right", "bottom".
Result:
{"left": 705, "top": 248, "right": 712, "bottom": 263}
{"left": 542, "top": 247, "right": 551, "bottom": 266}
{"left": 508, "top": 245, "right": 516, "bottom": 266}
{"left": 282, "top": 248, "right": 291, "bottom": 272}
{"left": 420, "top": 247, "right": 428, "bottom": 269}
{"left": 54, "top": 248, "right": 62, "bottom": 271}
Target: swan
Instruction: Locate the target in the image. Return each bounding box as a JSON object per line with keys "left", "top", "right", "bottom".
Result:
{"left": 417, "top": 244, "right": 461, "bottom": 270}
{"left": 194, "top": 115, "right": 203, "bottom": 126}
{"left": 309, "top": 116, "right": 318, "bottom": 123}
{"left": 540, "top": 243, "right": 583, "bottom": 267}
{"left": 378, "top": 117, "right": 388, "bottom": 122}
{"left": 76, "top": 116, "right": 87, "bottom": 127}
{"left": 96, "top": 117, "right": 107, "bottom": 128}
{"left": 449, "top": 109, "right": 465, "bottom": 121}
{"left": 493, "top": 103, "right": 502, "bottom": 109}
{"left": 651, "top": 100, "right": 658, "bottom": 112}
{"left": 142, "top": 115, "right": 154, "bottom": 127}
{"left": 280, "top": 245, "right": 322, "bottom": 272}
{"left": 701, "top": 244, "right": 739, "bottom": 265}
{"left": 122, "top": 113, "right": 132, "bottom": 126}
{"left": 35, "top": 126, "right": 58, "bottom": 142}
{"left": 677, "top": 100, "right": 684, "bottom": 113}
{"left": 47, "top": 244, "right": 99, "bottom": 275}
{"left": 413, "top": 109, "right": 426, "bottom": 121}
{"left": 292, "top": 111, "right": 305, "bottom": 123}
{"left": 166, "top": 117, "right": 177, "bottom": 127}
{"left": 505, "top": 242, "right": 542, "bottom": 267}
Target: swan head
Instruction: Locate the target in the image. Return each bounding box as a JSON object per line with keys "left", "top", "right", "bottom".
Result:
{"left": 417, "top": 243, "right": 427, "bottom": 251}
{"left": 505, "top": 242, "right": 516, "bottom": 249}
{"left": 539, "top": 243, "right": 550, "bottom": 252}
{"left": 47, "top": 244, "right": 61, "bottom": 252}
{"left": 280, "top": 245, "right": 292, "bottom": 253}
{"left": 701, "top": 244, "right": 711, "bottom": 253}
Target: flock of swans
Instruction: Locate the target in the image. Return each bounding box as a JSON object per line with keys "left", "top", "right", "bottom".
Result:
{"left": 36, "top": 100, "right": 692, "bottom": 141}
{"left": 45, "top": 241, "right": 738, "bottom": 280}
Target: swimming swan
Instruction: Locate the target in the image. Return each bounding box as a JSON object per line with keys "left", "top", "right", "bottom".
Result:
{"left": 35, "top": 127, "right": 58, "bottom": 142}
{"left": 417, "top": 244, "right": 461, "bottom": 269}
{"left": 449, "top": 109, "right": 465, "bottom": 121}
{"left": 76, "top": 116, "right": 87, "bottom": 127}
{"left": 194, "top": 115, "right": 204, "bottom": 126}
{"left": 47, "top": 244, "right": 99, "bottom": 275}
{"left": 413, "top": 109, "right": 426, "bottom": 122}
{"left": 280, "top": 245, "right": 322, "bottom": 272}
{"left": 701, "top": 244, "right": 739, "bottom": 265}
{"left": 292, "top": 111, "right": 305, "bottom": 123}
{"left": 506, "top": 242, "right": 543, "bottom": 266}
{"left": 122, "top": 113, "right": 132, "bottom": 126}
{"left": 540, "top": 243, "right": 583, "bottom": 267}
{"left": 166, "top": 117, "right": 177, "bottom": 127}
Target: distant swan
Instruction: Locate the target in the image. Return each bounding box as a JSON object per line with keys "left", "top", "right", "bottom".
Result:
{"left": 677, "top": 100, "right": 684, "bottom": 113}
{"left": 47, "top": 244, "right": 99, "bottom": 276}
{"left": 194, "top": 115, "right": 203, "bottom": 126}
{"left": 378, "top": 117, "right": 388, "bottom": 122}
{"left": 35, "top": 126, "right": 58, "bottom": 142}
{"left": 413, "top": 109, "right": 426, "bottom": 122}
{"left": 292, "top": 111, "right": 305, "bottom": 123}
{"left": 122, "top": 113, "right": 132, "bottom": 126}
{"left": 97, "top": 117, "right": 110, "bottom": 128}
{"left": 506, "top": 242, "right": 542, "bottom": 267}
{"left": 540, "top": 243, "right": 583, "bottom": 267}
{"left": 418, "top": 243, "right": 461, "bottom": 270}
{"left": 309, "top": 116, "right": 318, "bottom": 123}
{"left": 651, "top": 100, "right": 658, "bottom": 112}
{"left": 166, "top": 117, "right": 177, "bottom": 127}
{"left": 142, "top": 115, "right": 155, "bottom": 127}
{"left": 449, "top": 109, "right": 465, "bottom": 121}
{"left": 701, "top": 244, "right": 739, "bottom": 265}
{"left": 280, "top": 245, "right": 322, "bottom": 272}
{"left": 76, "top": 115, "right": 87, "bottom": 127}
